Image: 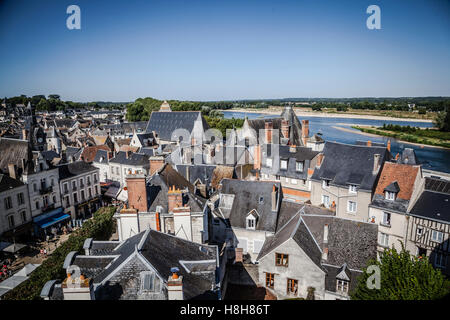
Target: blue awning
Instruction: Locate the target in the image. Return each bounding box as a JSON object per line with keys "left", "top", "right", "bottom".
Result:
{"left": 35, "top": 211, "right": 71, "bottom": 229}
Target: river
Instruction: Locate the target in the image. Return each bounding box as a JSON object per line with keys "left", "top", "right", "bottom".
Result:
{"left": 223, "top": 111, "right": 450, "bottom": 173}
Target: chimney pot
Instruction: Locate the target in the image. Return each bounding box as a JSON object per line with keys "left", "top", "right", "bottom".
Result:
{"left": 367, "top": 140, "right": 372, "bottom": 147}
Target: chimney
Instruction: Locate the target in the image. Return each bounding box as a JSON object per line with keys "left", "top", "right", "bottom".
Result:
{"left": 125, "top": 150, "right": 132, "bottom": 159}
{"left": 316, "top": 153, "right": 324, "bottom": 167}
{"left": 281, "top": 120, "right": 290, "bottom": 139}
{"left": 186, "top": 166, "right": 190, "bottom": 182}
{"left": 271, "top": 185, "right": 278, "bottom": 212}
{"left": 149, "top": 156, "right": 164, "bottom": 176}
{"left": 168, "top": 267, "right": 184, "bottom": 300}
{"left": 289, "top": 144, "right": 296, "bottom": 153}
{"left": 8, "top": 164, "right": 17, "bottom": 179}
{"left": 373, "top": 154, "right": 380, "bottom": 173}
{"left": 235, "top": 248, "right": 243, "bottom": 263}
{"left": 265, "top": 121, "right": 273, "bottom": 144}
{"left": 62, "top": 273, "right": 93, "bottom": 300}
{"left": 387, "top": 140, "right": 391, "bottom": 152}
{"left": 253, "top": 144, "right": 261, "bottom": 170}
{"left": 322, "top": 247, "right": 328, "bottom": 261}
{"left": 155, "top": 207, "right": 161, "bottom": 231}
{"left": 22, "top": 129, "right": 27, "bottom": 140}
{"left": 367, "top": 140, "right": 372, "bottom": 147}
{"left": 173, "top": 206, "right": 192, "bottom": 241}
{"left": 168, "top": 186, "right": 183, "bottom": 212}
{"left": 301, "top": 120, "right": 309, "bottom": 145}
{"left": 323, "top": 224, "right": 329, "bottom": 243}
{"left": 125, "top": 174, "right": 148, "bottom": 212}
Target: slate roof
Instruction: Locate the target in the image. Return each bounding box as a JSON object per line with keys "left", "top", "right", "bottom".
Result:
{"left": 145, "top": 111, "right": 209, "bottom": 142}
{"left": 135, "top": 132, "right": 155, "bottom": 146}
{"left": 70, "top": 230, "right": 218, "bottom": 300}
{"left": 139, "top": 147, "right": 156, "bottom": 157}
{"left": 176, "top": 164, "right": 216, "bottom": 185}
{"left": 65, "top": 147, "right": 82, "bottom": 161}
{"left": 261, "top": 144, "right": 318, "bottom": 179}
{"left": 0, "top": 138, "right": 29, "bottom": 173}
{"left": 300, "top": 215, "right": 378, "bottom": 270}
{"left": 146, "top": 164, "right": 205, "bottom": 213}
{"left": 41, "top": 150, "right": 60, "bottom": 162}
{"left": 311, "top": 141, "right": 390, "bottom": 191}
{"left": 93, "top": 149, "right": 110, "bottom": 163}
{"left": 246, "top": 106, "right": 305, "bottom": 146}
{"left": 219, "top": 179, "right": 281, "bottom": 232}
{"left": 397, "top": 148, "right": 419, "bottom": 165}
{"left": 104, "top": 121, "right": 147, "bottom": 134}
{"left": 322, "top": 264, "right": 362, "bottom": 294}
{"left": 409, "top": 177, "right": 450, "bottom": 223}
{"left": 57, "top": 161, "right": 98, "bottom": 180}
{"left": 257, "top": 208, "right": 378, "bottom": 289}
{"left": 0, "top": 174, "right": 25, "bottom": 192}
{"left": 109, "top": 151, "right": 149, "bottom": 167}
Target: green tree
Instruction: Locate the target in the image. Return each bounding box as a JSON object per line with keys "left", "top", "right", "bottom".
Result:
{"left": 351, "top": 246, "right": 450, "bottom": 300}
{"left": 434, "top": 108, "right": 450, "bottom": 132}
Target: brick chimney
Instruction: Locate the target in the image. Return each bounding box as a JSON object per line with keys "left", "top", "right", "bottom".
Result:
{"left": 8, "top": 164, "right": 17, "bottom": 179}
{"left": 281, "top": 120, "right": 290, "bottom": 139}
{"left": 316, "top": 153, "right": 324, "bottom": 167}
{"left": 125, "top": 150, "right": 131, "bottom": 159}
{"left": 271, "top": 185, "right": 278, "bottom": 212}
{"left": 289, "top": 144, "right": 297, "bottom": 153}
{"left": 301, "top": 120, "right": 309, "bottom": 145}
{"left": 235, "top": 248, "right": 243, "bottom": 263}
{"left": 265, "top": 121, "right": 273, "bottom": 144}
{"left": 149, "top": 156, "right": 164, "bottom": 176}
{"left": 373, "top": 154, "right": 381, "bottom": 174}
{"left": 62, "top": 273, "right": 93, "bottom": 300}
{"left": 253, "top": 144, "right": 261, "bottom": 170}
{"left": 125, "top": 174, "right": 148, "bottom": 213}
{"left": 168, "top": 186, "right": 183, "bottom": 212}
{"left": 168, "top": 267, "right": 184, "bottom": 300}
{"left": 387, "top": 140, "right": 391, "bottom": 152}
{"left": 322, "top": 247, "right": 328, "bottom": 261}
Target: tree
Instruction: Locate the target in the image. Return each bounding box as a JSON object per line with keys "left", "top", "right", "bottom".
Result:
{"left": 48, "top": 94, "right": 60, "bottom": 100}
{"left": 434, "top": 107, "right": 450, "bottom": 132}
{"left": 351, "top": 246, "right": 450, "bottom": 300}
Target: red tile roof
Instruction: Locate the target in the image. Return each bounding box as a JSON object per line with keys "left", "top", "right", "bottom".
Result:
{"left": 80, "top": 145, "right": 111, "bottom": 163}
{"left": 375, "top": 162, "right": 420, "bottom": 200}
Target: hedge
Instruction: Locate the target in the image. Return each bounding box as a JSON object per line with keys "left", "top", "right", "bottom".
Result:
{"left": 3, "top": 206, "right": 116, "bottom": 300}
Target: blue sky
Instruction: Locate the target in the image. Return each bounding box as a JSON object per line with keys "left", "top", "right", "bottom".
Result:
{"left": 0, "top": 0, "right": 449, "bottom": 102}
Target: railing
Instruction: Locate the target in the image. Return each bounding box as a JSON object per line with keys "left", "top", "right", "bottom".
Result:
{"left": 39, "top": 185, "right": 53, "bottom": 195}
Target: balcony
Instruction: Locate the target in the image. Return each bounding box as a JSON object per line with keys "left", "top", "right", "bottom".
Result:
{"left": 41, "top": 203, "right": 55, "bottom": 214}
{"left": 40, "top": 185, "right": 53, "bottom": 195}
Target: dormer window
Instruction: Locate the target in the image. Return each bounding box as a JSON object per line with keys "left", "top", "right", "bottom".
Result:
{"left": 246, "top": 215, "right": 256, "bottom": 230}
{"left": 336, "top": 280, "right": 349, "bottom": 295}
{"left": 349, "top": 185, "right": 357, "bottom": 193}
{"left": 295, "top": 161, "right": 304, "bottom": 172}
{"left": 139, "top": 271, "right": 161, "bottom": 293}
{"left": 280, "top": 159, "right": 288, "bottom": 170}
{"left": 322, "top": 179, "right": 330, "bottom": 188}
{"left": 385, "top": 191, "right": 396, "bottom": 201}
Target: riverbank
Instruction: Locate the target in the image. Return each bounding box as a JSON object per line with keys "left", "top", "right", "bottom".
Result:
{"left": 351, "top": 125, "right": 450, "bottom": 149}
{"left": 222, "top": 108, "right": 434, "bottom": 123}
